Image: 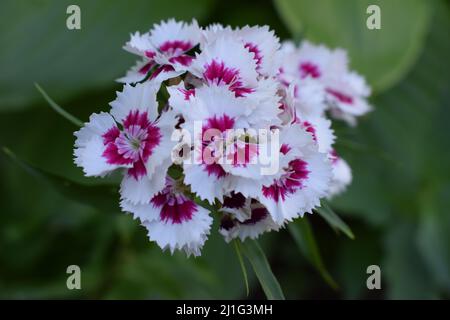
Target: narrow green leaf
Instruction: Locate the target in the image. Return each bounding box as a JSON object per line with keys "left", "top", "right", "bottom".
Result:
{"left": 2, "top": 147, "right": 119, "bottom": 213}
{"left": 240, "top": 240, "right": 285, "bottom": 300}
{"left": 35, "top": 83, "right": 83, "bottom": 127}
{"left": 315, "top": 201, "right": 355, "bottom": 239}
{"left": 233, "top": 240, "right": 250, "bottom": 297}
{"left": 288, "top": 218, "right": 338, "bottom": 289}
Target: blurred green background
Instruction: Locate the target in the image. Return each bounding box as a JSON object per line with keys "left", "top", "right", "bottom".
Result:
{"left": 0, "top": 0, "right": 449, "bottom": 299}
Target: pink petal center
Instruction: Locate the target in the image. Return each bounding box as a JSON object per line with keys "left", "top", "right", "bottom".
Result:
{"left": 203, "top": 60, "right": 253, "bottom": 97}
{"left": 151, "top": 179, "right": 197, "bottom": 224}
{"left": 178, "top": 88, "right": 196, "bottom": 100}
{"left": 299, "top": 62, "right": 321, "bottom": 79}
{"left": 102, "top": 110, "right": 161, "bottom": 179}
{"left": 159, "top": 40, "right": 192, "bottom": 55}
{"left": 160, "top": 40, "right": 193, "bottom": 66}
{"left": 200, "top": 114, "right": 235, "bottom": 178}
{"left": 262, "top": 158, "right": 309, "bottom": 202}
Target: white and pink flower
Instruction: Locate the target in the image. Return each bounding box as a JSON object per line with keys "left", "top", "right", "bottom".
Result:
{"left": 326, "top": 71, "right": 372, "bottom": 126}
{"left": 202, "top": 24, "right": 280, "bottom": 78}
{"left": 189, "top": 35, "right": 259, "bottom": 97}
{"left": 122, "top": 177, "right": 212, "bottom": 256}
{"left": 298, "top": 116, "right": 335, "bottom": 154}
{"left": 169, "top": 84, "right": 261, "bottom": 203}
{"left": 219, "top": 193, "right": 280, "bottom": 242}
{"left": 74, "top": 82, "right": 177, "bottom": 204}
{"left": 75, "top": 19, "right": 371, "bottom": 257}
{"left": 257, "top": 124, "right": 332, "bottom": 224}
{"left": 278, "top": 40, "right": 372, "bottom": 124}
{"left": 119, "top": 19, "right": 201, "bottom": 84}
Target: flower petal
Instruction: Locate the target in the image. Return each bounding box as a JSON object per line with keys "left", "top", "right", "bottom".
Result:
{"left": 120, "top": 159, "right": 171, "bottom": 204}
{"left": 109, "top": 82, "right": 160, "bottom": 124}
{"left": 74, "top": 112, "right": 126, "bottom": 177}
{"left": 143, "top": 203, "right": 212, "bottom": 257}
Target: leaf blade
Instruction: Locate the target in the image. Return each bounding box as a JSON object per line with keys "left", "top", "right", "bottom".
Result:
{"left": 233, "top": 240, "right": 250, "bottom": 297}
{"left": 2, "top": 147, "right": 119, "bottom": 213}
{"left": 35, "top": 83, "right": 83, "bottom": 127}
{"left": 288, "top": 217, "right": 338, "bottom": 289}
{"left": 240, "top": 239, "right": 285, "bottom": 300}
{"left": 316, "top": 201, "right": 355, "bottom": 239}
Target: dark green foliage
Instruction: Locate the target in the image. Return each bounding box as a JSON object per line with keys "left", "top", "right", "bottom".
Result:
{"left": 0, "top": 0, "right": 449, "bottom": 299}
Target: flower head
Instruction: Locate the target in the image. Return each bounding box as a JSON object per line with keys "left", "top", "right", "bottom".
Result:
{"left": 278, "top": 40, "right": 372, "bottom": 124}
{"left": 257, "top": 124, "right": 332, "bottom": 224}
{"left": 122, "top": 177, "right": 212, "bottom": 257}
{"left": 75, "top": 19, "right": 371, "bottom": 257}
{"left": 74, "top": 82, "right": 177, "bottom": 204}
{"left": 119, "top": 19, "right": 201, "bottom": 84}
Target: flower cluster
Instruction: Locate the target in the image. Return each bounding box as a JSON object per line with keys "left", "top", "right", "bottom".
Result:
{"left": 74, "top": 19, "right": 371, "bottom": 256}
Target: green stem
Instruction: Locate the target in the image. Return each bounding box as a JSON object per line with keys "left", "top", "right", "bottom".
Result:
{"left": 233, "top": 240, "right": 250, "bottom": 297}
{"left": 35, "top": 83, "right": 83, "bottom": 127}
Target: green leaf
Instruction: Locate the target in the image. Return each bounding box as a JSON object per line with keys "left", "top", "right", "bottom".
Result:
{"left": 274, "top": 0, "right": 432, "bottom": 92}
{"left": 315, "top": 201, "right": 354, "bottom": 240}
{"left": 35, "top": 83, "right": 83, "bottom": 127}
{"left": 334, "top": 225, "right": 382, "bottom": 299}
{"left": 167, "top": 165, "right": 183, "bottom": 180}
{"left": 384, "top": 223, "right": 438, "bottom": 299}
{"left": 331, "top": 1, "right": 450, "bottom": 227}
{"left": 288, "top": 217, "right": 338, "bottom": 289}
{"left": 0, "top": 0, "right": 214, "bottom": 112}
{"left": 2, "top": 147, "right": 119, "bottom": 213}
{"left": 240, "top": 239, "right": 285, "bottom": 300}
{"left": 417, "top": 183, "right": 450, "bottom": 290}
{"left": 233, "top": 240, "right": 249, "bottom": 296}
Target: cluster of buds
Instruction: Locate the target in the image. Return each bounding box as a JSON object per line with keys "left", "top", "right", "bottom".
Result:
{"left": 74, "top": 19, "right": 371, "bottom": 256}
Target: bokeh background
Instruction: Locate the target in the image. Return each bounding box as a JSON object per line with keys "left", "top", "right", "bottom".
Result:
{"left": 0, "top": 0, "right": 449, "bottom": 299}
